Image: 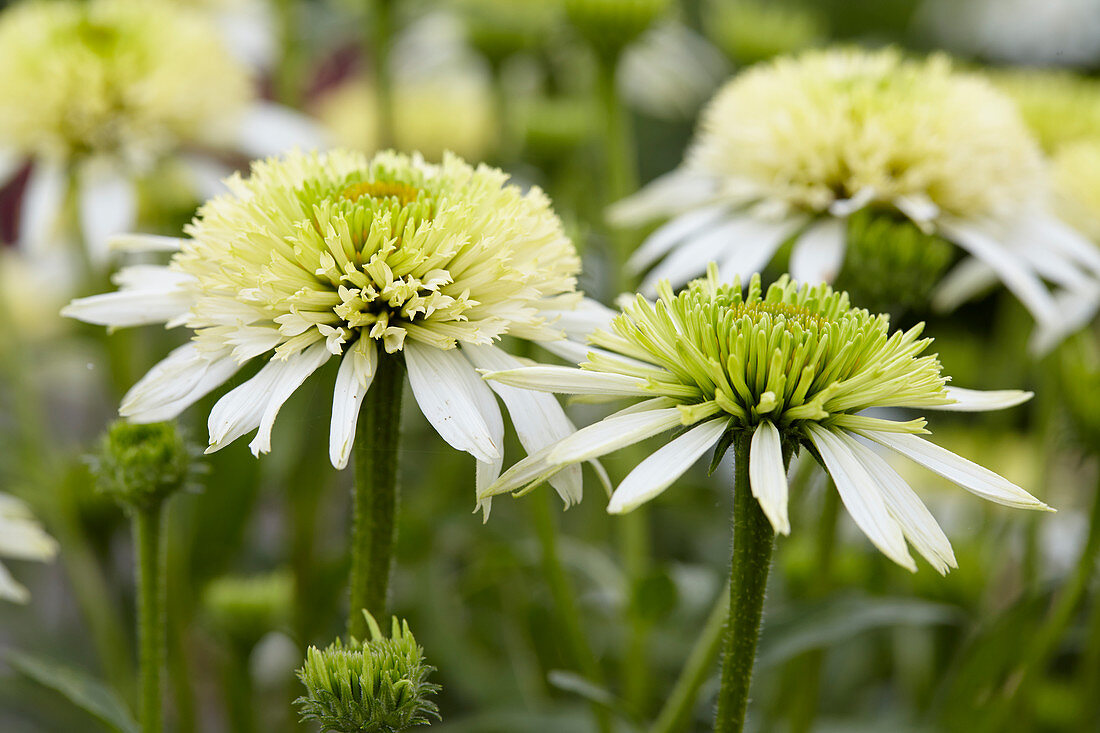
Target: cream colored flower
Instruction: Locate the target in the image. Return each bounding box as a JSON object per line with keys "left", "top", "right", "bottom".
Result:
{"left": 0, "top": 0, "right": 324, "bottom": 264}
{"left": 611, "top": 48, "right": 1100, "bottom": 353}
{"left": 65, "top": 150, "right": 612, "bottom": 507}
{"left": 0, "top": 493, "right": 58, "bottom": 603}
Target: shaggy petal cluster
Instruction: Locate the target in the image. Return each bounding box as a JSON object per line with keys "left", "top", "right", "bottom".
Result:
{"left": 483, "top": 267, "right": 1049, "bottom": 572}
{"left": 65, "top": 150, "right": 610, "bottom": 507}
{"left": 0, "top": 493, "right": 58, "bottom": 603}
{"left": 993, "top": 69, "right": 1100, "bottom": 153}
{"left": 0, "top": 0, "right": 251, "bottom": 164}
{"left": 611, "top": 48, "right": 1100, "bottom": 353}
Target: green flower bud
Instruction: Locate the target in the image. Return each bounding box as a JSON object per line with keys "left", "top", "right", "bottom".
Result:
{"left": 706, "top": 0, "right": 824, "bottom": 66}
{"left": 833, "top": 209, "right": 955, "bottom": 316}
{"left": 296, "top": 613, "right": 440, "bottom": 733}
{"left": 202, "top": 570, "right": 293, "bottom": 649}
{"left": 454, "top": 0, "right": 561, "bottom": 67}
{"left": 564, "top": 0, "right": 669, "bottom": 61}
{"left": 520, "top": 96, "right": 597, "bottom": 161}
{"left": 89, "top": 421, "right": 198, "bottom": 512}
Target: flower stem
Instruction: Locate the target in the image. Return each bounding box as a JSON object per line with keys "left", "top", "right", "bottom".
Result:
{"left": 595, "top": 55, "right": 637, "bottom": 295}
{"left": 348, "top": 352, "right": 405, "bottom": 639}
{"left": 648, "top": 583, "right": 730, "bottom": 733}
{"left": 368, "top": 0, "right": 395, "bottom": 149}
{"left": 530, "top": 490, "right": 613, "bottom": 733}
{"left": 715, "top": 432, "right": 777, "bottom": 733}
{"left": 135, "top": 503, "right": 167, "bottom": 733}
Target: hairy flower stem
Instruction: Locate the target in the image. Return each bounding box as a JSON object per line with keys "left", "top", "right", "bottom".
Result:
{"left": 368, "top": 0, "right": 395, "bottom": 149}
{"left": 649, "top": 583, "right": 730, "bottom": 733}
{"left": 348, "top": 353, "right": 405, "bottom": 639}
{"left": 135, "top": 503, "right": 167, "bottom": 733}
{"left": 530, "top": 491, "right": 613, "bottom": 733}
{"left": 715, "top": 433, "right": 778, "bottom": 733}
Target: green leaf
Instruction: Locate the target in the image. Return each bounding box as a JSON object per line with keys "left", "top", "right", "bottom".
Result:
{"left": 6, "top": 651, "right": 139, "bottom": 733}
{"left": 756, "top": 595, "right": 962, "bottom": 669}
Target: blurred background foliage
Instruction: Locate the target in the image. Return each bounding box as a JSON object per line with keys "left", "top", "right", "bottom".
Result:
{"left": 1, "top": 0, "right": 1099, "bottom": 731}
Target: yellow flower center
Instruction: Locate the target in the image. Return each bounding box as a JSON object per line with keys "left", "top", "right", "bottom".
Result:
{"left": 341, "top": 181, "right": 422, "bottom": 207}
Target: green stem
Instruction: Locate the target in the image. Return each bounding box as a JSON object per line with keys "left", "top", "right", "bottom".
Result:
{"left": 224, "top": 642, "right": 256, "bottom": 733}
{"left": 621, "top": 506, "right": 651, "bottom": 711}
{"left": 274, "top": 0, "right": 302, "bottom": 106}
{"left": 786, "top": 486, "right": 840, "bottom": 733}
{"left": 649, "top": 583, "right": 730, "bottom": 733}
{"left": 530, "top": 491, "right": 613, "bottom": 733}
{"left": 348, "top": 353, "right": 405, "bottom": 639}
{"left": 135, "top": 504, "right": 167, "bottom": 733}
{"left": 715, "top": 433, "right": 778, "bottom": 733}
{"left": 993, "top": 470, "right": 1100, "bottom": 728}
{"left": 595, "top": 54, "right": 637, "bottom": 295}
{"left": 369, "top": 0, "right": 395, "bottom": 150}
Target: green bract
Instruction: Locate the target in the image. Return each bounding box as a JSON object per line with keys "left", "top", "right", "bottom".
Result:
{"left": 296, "top": 614, "right": 440, "bottom": 733}
{"left": 90, "top": 420, "right": 197, "bottom": 512}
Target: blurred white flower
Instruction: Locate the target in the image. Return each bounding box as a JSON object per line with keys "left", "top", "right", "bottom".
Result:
{"left": 610, "top": 48, "right": 1100, "bottom": 353}
{"left": 0, "top": 493, "right": 58, "bottom": 603}
{"left": 619, "top": 22, "right": 729, "bottom": 120}
{"left": 0, "top": 0, "right": 326, "bottom": 266}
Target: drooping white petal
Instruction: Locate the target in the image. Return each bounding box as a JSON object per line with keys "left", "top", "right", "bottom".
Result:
{"left": 894, "top": 193, "right": 940, "bottom": 225}
{"left": 18, "top": 159, "right": 66, "bottom": 253}
{"left": 465, "top": 344, "right": 583, "bottom": 506}
{"left": 607, "top": 416, "right": 728, "bottom": 514}
{"left": 857, "top": 429, "right": 1051, "bottom": 511}
{"left": 480, "top": 443, "right": 564, "bottom": 500}
{"left": 1019, "top": 213, "right": 1100, "bottom": 277}
{"left": 938, "top": 218, "right": 1060, "bottom": 327}
{"left": 931, "top": 257, "right": 998, "bottom": 312}
{"left": 627, "top": 204, "right": 729, "bottom": 273}
{"left": 473, "top": 363, "right": 507, "bottom": 517}
{"left": 806, "top": 424, "right": 916, "bottom": 571}
{"left": 483, "top": 365, "right": 652, "bottom": 396}
{"left": 0, "top": 562, "right": 29, "bottom": 604}
{"left": 539, "top": 297, "right": 617, "bottom": 340}
{"left": 641, "top": 216, "right": 747, "bottom": 292}
{"left": 789, "top": 218, "right": 846, "bottom": 285}
{"left": 236, "top": 101, "right": 329, "bottom": 159}
{"left": 537, "top": 338, "right": 591, "bottom": 366}
{"left": 122, "top": 343, "right": 240, "bottom": 422}
{"left": 328, "top": 338, "right": 378, "bottom": 470}
{"left": 828, "top": 187, "right": 875, "bottom": 217}
{"left": 109, "top": 233, "right": 189, "bottom": 253}
{"left": 249, "top": 342, "right": 332, "bottom": 455}
{"left": 404, "top": 341, "right": 501, "bottom": 463}
{"left": 840, "top": 433, "right": 957, "bottom": 574}
{"left": 606, "top": 168, "right": 717, "bottom": 227}
{"left": 78, "top": 165, "right": 137, "bottom": 266}
{"left": 749, "top": 421, "right": 790, "bottom": 535}
{"left": 927, "top": 386, "right": 1033, "bottom": 412}
{"left": 1029, "top": 286, "right": 1100, "bottom": 354}
{"left": 548, "top": 407, "right": 684, "bottom": 465}
{"left": 0, "top": 518, "right": 58, "bottom": 560}
{"left": 716, "top": 215, "right": 806, "bottom": 284}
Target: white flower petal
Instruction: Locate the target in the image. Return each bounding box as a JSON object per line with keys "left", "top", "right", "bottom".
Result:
{"left": 927, "top": 386, "right": 1033, "bottom": 412}
{"left": 328, "top": 338, "right": 378, "bottom": 470}
{"left": 483, "top": 365, "right": 651, "bottom": 396}
{"left": 938, "top": 218, "right": 1060, "bottom": 327}
{"left": 607, "top": 416, "right": 727, "bottom": 514}
{"left": 465, "top": 343, "right": 583, "bottom": 505}
{"left": 548, "top": 407, "right": 684, "bottom": 465}
{"left": 749, "top": 421, "right": 790, "bottom": 535}
{"left": 840, "top": 433, "right": 956, "bottom": 574}
{"left": 404, "top": 341, "right": 501, "bottom": 463}
{"left": 0, "top": 562, "right": 29, "bottom": 604}
{"left": 18, "top": 159, "right": 66, "bottom": 253}
{"left": 248, "top": 342, "right": 332, "bottom": 455}
{"left": 806, "top": 424, "right": 916, "bottom": 571}
{"left": 606, "top": 168, "right": 716, "bottom": 227}
{"left": 626, "top": 204, "right": 729, "bottom": 273}
{"left": 78, "top": 165, "right": 137, "bottom": 266}
{"left": 62, "top": 266, "right": 195, "bottom": 327}
{"left": 537, "top": 338, "right": 591, "bottom": 366}
{"left": 1019, "top": 213, "right": 1100, "bottom": 278}
{"left": 236, "top": 101, "right": 329, "bottom": 159}
{"left": 789, "top": 218, "right": 846, "bottom": 285}
{"left": 828, "top": 187, "right": 875, "bottom": 217}
{"left": 641, "top": 216, "right": 746, "bottom": 292}
{"left": 717, "top": 215, "right": 806, "bottom": 284}
{"left": 894, "top": 193, "right": 940, "bottom": 225}
{"left": 930, "top": 257, "right": 998, "bottom": 312}
{"left": 856, "top": 429, "right": 1051, "bottom": 511}
{"left": 122, "top": 343, "right": 240, "bottom": 422}
{"left": 0, "top": 518, "right": 58, "bottom": 560}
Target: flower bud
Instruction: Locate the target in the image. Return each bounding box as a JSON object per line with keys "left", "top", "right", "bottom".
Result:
{"left": 90, "top": 420, "right": 197, "bottom": 512}
{"left": 564, "top": 0, "right": 669, "bottom": 61}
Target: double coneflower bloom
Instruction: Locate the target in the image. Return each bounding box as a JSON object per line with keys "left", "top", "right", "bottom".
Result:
{"left": 65, "top": 149, "right": 610, "bottom": 509}
{"left": 610, "top": 48, "right": 1100, "bottom": 353}
{"left": 483, "top": 267, "right": 1048, "bottom": 571}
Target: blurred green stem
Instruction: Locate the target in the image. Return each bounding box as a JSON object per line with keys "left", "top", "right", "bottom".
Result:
{"left": 348, "top": 353, "right": 405, "bottom": 639}
{"left": 135, "top": 503, "right": 167, "bottom": 733}
{"left": 715, "top": 433, "right": 778, "bottom": 733}
{"left": 992, "top": 470, "right": 1100, "bottom": 729}
{"left": 369, "top": 0, "right": 395, "bottom": 149}
{"left": 595, "top": 55, "right": 637, "bottom": 295}
{"left": 224, "top": 642, "right": 256, "bottom": 733}
{"left": 274, "top": 0, "right": 302, "bottom": 106}
{"left": 530, "top": 491, "right": 613, "bottom": 733}
{"left": 786, "top": 484, "right": 840, "bottom": 733}
{"left": 649, "top": 583, "right": 730, "bottom": 733}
